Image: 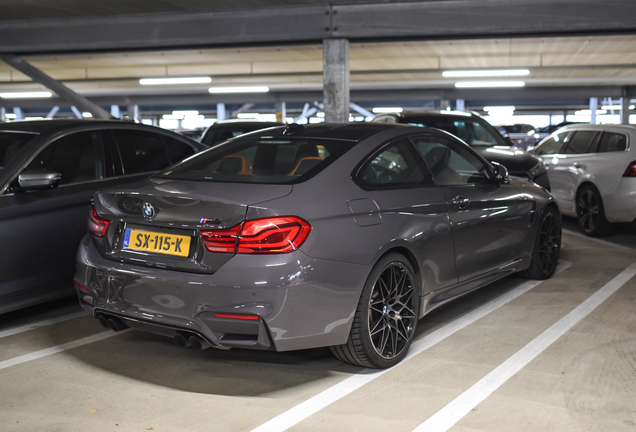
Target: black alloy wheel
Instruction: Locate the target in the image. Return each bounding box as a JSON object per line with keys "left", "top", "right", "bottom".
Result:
{"left": 331, "top": 253, "right": 418, "bottom": 368}
{"left": 521, "top": 206, "right": 562, "bottom": 280}
{"left": 576, "top": 185, "right": 612, "bottom": 237}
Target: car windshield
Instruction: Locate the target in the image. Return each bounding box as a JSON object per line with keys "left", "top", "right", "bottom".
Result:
{"left": 158, "top": 136, "right": 355, "bottom": 184}
{"left": 0, "top": 131, "right": 37, "bottom": 168}
{"left": 405, "top": 117, "right": 508, "bottom": 147}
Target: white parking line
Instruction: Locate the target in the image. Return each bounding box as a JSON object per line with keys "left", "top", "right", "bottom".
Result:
{"left": 0, "top": 330, "right": 119, "bottom": 371}
{"left": 563, "top": 228, "right": 635, "bottom": 251}
{"left": 412, "top": 261, "right": 636, "bottom": 432}
{"left": 249, "top": 262, "right": 572, "bottom": 432}
{"left": 0, "top": 310, "right": 88, "bottom": 339}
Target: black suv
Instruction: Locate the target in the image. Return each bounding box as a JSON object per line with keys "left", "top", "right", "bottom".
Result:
{"left": 372, "top": 111, "right": 550, "bottom": 190}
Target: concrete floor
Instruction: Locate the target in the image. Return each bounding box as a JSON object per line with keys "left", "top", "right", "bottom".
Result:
{"left": 1, "top": 223, "right": 635, "bottom": 432}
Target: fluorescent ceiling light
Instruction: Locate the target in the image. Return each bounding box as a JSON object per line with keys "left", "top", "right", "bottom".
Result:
{"left": 208, "top": 86, "right": 269, "bottom": 94}
{"left": 5, "top": 113, "right": 17, "bottom": 119}
{"left": 162, "top": 114, "right": 183, "bottom": 120}
{"left": 443, "top": 69, "right": 530, "bottom": 78}
{"left": 601, "top": 105, "right": 621, "bottom": 110}
{"left": 575, "top": 109, "right": 607, "bottom": 116}
{"left": 0, "top": 91, "right": 53, "bottom": 98}
{"left": 82, "top": 112, "right": 93, "bottom": 118}
{"left": 455, "top": 81, "right": 525, "bottom": 88}
{"left": 139, "top": 77, "right": 211, "bottom": 85}
{"left": 484, "top": 106, "right": 516, "bottom": 112}
{"left": 372, "top": 107, "right": 403, "bottom": 113}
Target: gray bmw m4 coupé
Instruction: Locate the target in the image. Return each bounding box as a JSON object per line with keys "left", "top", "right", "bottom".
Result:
{"left": 75, "top": 123, "right": 561, "bottom": 368}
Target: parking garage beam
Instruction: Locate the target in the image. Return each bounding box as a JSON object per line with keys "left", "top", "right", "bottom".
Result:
{"left": 323, "top": 39, "right": 349, "bottom": 123}
{"left": 0, "top": 54, "right": 111, "bottom": 120}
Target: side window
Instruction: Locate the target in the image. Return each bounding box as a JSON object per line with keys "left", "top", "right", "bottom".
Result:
{"left": 23, "top": 131, "right": 104, "bottom": 185}
{"left": 535, "top": 131, "right": 570, "bottom": 155}
{"left": 597, "top": 132, "right": 627, "bottom": 153}
{"left": 111, "top": 129, "right": 170, "bottom": 175}
{"left": 453, "top": 121, "right": 498, "bottom": 146}
{"left": 356, "top": 138, "right": 433, "bottom": 189}
{"left": 162, "top": 136, "right": 196, "bottom": 164}
{"left": 563, "top": 131, "right": 597, "bottom": 154}
{"left": 412, "top": 136, "right": 489, "bottom": 186}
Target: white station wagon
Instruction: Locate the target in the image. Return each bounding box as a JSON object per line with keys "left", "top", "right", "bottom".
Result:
{"left": 533, "top": 123, "right": 636, "bottom": 236}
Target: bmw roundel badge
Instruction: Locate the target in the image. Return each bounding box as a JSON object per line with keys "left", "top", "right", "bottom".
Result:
{"left": 142, "top": 202, "right": 156, "bottom": 219}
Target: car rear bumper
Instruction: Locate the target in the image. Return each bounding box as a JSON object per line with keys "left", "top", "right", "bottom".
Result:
{"left": 603, "top": 177, "right": 636, "bottom": 223}
{"left": 75, "top": 234, "right": 370, "bottom": 352}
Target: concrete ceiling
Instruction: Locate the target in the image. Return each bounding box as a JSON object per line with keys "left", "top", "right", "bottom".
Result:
{"left": 0, "top": 1, "right": 635, "bottom": 116}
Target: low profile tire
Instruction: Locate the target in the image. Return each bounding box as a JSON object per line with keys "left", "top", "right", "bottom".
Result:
{"left": 576, "top": 185, "right": 613, "bottom": 237}
{"left": 331, "top": 252, "right": 419, "bottom": 369}
{"left": 520, "top": 206, "right": 562, "bottom": 280}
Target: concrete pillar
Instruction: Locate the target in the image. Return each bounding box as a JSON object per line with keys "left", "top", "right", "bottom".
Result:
{"left": 323, "top": 38, "right": 350, "bottom": 123}
{"left": 111, "top": 105, "right": 121, "bottom": 119}
{"left": 275, "top": 101, "right": 287, "bottom": 123}
{"left": 13, "top": 107, "right": 24, "bottom": 120}
{"left": 127, "top": 104, "right": 139, "bottom": 121}
{"left": 216, "top": 103, "right": 226, "bottom": 121}
{"left": 439, "top": 100, "right": 450, "bottom": 110}
{"left": 0, "top": 107, "right": 5, "bottom": 121}
{"left": 456, "top": 99, "right": 465, "bottom": 111}
{"left": 621, "top": 96, "right": 631, "bottom": 125}
{"left": 590, "top": 97, "right": 598, "bottom": 124}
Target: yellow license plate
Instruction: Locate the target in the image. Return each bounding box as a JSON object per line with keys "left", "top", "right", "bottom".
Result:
{"left": 122, "top": 229, "right": 191, "bottom": 257}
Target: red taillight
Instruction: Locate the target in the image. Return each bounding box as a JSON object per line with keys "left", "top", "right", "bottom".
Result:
{"left": 200, "top": 216, "right": 311, "bottom": 254}
{"left": 76, "top": 282, "right": 88, "bottom": 292}
{"left": 212, "top": 313, "right": 260, "bottom": 320}
{"left": 88, "top": 204, "right": 110, "bottom": 238}
{"left": 200, "top": 224, "right": 241, "bottom": 253}
{"left": 623, "top": 160, "right": 636, "bottom": 177}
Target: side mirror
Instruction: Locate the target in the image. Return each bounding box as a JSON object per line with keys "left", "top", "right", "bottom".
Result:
{"left": 491, "top": 162, "right": 510, "bottom": 184}
{"left": 17, "top": 168, "right": 61, "bottom": 190}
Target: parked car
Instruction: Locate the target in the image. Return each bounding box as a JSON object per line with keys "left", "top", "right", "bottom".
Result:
{"left": 0, "top": 119, "right": 206, "bottom": 314}
{"left": 497, "top": 123, "right": 541, "bottom": 150}
{"left": 200, "top": 120, "right": 284, "bottom": 146}
{"left": 372, "top": 111, "right": 550, "bottom": 190}
{"left": 172, "top": 127, "right": 205, "bottom": 142}
{"left": 532, "top": 123, "right": 636, "bottom": 236}
{"left": 75, "top": 123, "right": 560, "bottom": 368}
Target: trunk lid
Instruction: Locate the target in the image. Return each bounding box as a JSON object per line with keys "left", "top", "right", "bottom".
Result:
{"left": 94, "top": 178, "right": 292, "bottom": 273}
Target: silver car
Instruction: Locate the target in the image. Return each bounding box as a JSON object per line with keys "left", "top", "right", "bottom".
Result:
{"left": 532, "top": 123, "right": 636, "bottom": 236}
{"left": 75, "top": 123, "right": 560, "bottom": 368}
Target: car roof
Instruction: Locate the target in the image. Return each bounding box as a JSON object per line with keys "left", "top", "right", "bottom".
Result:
{"left": 0, "top": 119, "right": 163, "bottom": 135}
{"left": 377, "top": 110, "right": 480, "bottom": 120}
{"left": 251, "top": 122, "right": 405, "bottom": 141}
{"left": 557, "top": 123, "right": 636, "bottom": 133}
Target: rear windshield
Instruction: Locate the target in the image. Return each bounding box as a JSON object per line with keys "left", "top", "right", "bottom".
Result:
{"left": 158, "top": 136, "right": 355, "bottom": 184}
{"left": 405, "top": 117, "right": 508, "bottom": 147}
{"left": 0, "top": 131, "right": 37, "bottom": 168}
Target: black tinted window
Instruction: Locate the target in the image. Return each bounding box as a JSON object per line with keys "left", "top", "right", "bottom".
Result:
{"left": 357, "top": 139, "right": 432, "bottom": 189}
{"left": 0, "top": 132, "right": 36, "bottom": 168}
{"left": 24, "top": 131, "right": 104, "bottom": 185}
{"left": 564, "top": 131, "right": 597, "bottom": 154}
{"left": 597, "top": 132, "right": 627, "bottom": 153}
{"left": 163, "top": 136, "right": 196, "bottom": 163}
{"left": 406, "top": 116, "right": 506, "bottom": 147}
{"left": 111, "top": 129, "right": 170, "bottom": 175}
{"left": 159, "top": 136, "right": 354, "bottom": 184}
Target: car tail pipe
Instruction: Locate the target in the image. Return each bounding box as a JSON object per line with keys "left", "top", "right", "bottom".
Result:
{"left": 95, "top": 312, "right": 128, "bottom": 332}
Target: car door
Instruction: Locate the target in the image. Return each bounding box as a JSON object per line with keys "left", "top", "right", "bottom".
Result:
{"left": 354, "top": 137, "right": 457, "bottom": 296}
{"left": 0, "top": 129, "right": 112, "bottom": 307}
{"left": 538, "top": 130, "right": 599, "bottom": 213}
{"left": 411, "top": 135, "right": 534, "bottom": 284}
